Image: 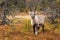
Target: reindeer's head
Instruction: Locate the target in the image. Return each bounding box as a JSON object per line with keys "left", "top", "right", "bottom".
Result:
{"left": 29, "top": 6, "right": 37, "bottom": 18}
{"left": 29, "top": 11, "right": 37, "bottom": 18}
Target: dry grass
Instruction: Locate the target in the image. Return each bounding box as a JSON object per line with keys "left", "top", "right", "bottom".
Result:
{"left": 0, "top": 16, "right": 60, "bottom": 40}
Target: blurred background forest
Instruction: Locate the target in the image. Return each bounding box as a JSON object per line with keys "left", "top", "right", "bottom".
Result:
{"left": 0, "top": 0, "right": 60, "bottom": 40}
{"left": 0, "top": 0, "right": 60, "bottom": 24}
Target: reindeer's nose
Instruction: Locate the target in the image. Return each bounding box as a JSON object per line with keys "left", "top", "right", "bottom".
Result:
{"left": 31, "top": 15, "right": 35, "bottom": 18}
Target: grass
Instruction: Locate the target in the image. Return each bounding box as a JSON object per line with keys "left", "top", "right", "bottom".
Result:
{"left": 0, "top": 17, "right": 60, "bottom": 40}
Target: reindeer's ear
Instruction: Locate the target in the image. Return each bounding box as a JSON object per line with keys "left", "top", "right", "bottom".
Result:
{"left": 29, "top": 11, "right": 31, "bottom": 15}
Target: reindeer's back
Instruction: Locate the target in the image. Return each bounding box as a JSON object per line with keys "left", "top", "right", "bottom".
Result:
{"left": 35, "top": 15, "right": 46, "bottom": 24}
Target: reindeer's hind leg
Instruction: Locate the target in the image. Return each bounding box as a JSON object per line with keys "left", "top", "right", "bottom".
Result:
{"left": 42, "top": 24, "right": 44, "bottom": 32}
{"left": 37, "top": 25, "right": 40, "bottom": 31}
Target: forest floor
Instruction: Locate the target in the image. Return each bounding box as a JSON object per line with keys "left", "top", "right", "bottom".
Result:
{"left": 0, "top": 25, "right": 60, "bottom": 40}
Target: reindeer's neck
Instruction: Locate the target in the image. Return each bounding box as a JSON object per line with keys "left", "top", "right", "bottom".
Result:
{"left": 32, "top": 15, "right": 36, "bottom": 24}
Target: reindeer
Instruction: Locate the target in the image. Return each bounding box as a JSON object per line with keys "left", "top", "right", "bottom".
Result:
{"left": 29, "top": 10, "right": 46, "bottom": 35}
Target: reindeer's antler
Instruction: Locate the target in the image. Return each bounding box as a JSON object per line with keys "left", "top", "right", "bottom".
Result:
{"left": 30, "top": 7, "right": 32, "bottom": 11}
{"left": 34, "top": 6, "right": 37, "bottom": 12}
{"left": 34, "top": 0, "right": 40, "bottom": 14}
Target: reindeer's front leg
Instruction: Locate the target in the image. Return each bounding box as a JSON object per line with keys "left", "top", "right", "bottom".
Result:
{"left": 33, "top": 23, "right": 40, "bottom": 35}
{"left": 33, "top": 23, "right": 36, "bottom": 34}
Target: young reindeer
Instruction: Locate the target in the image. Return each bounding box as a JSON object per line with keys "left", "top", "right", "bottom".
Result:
{"left": 29, "top": 10, "right": 46, "bottom": 35}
